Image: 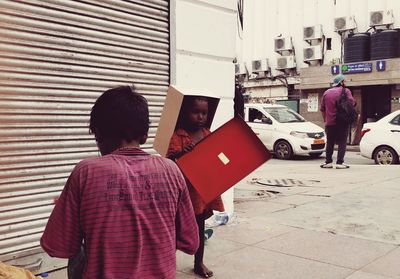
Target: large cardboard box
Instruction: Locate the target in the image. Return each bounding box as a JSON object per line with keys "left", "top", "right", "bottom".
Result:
{"left": 153, "top": 85, "right": 220, "bottom": 157}
{"left": 176, "top": 117, "right": 271, "bottom": 204}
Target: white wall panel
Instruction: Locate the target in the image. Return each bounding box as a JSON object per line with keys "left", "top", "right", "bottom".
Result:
{"left": 250, "top": 0, "right": 259, "bottom": 59}
{"left": 367, "top": 0, "right": 386, "bottom": 12}
{"left": 266, "top": 0, "right": 279, "bottom": 75}
{"left": 350, "top": 0, "right": 368, "bottom": 31}
{"left": 196, "top": 0, "right": 236, "bottom": 10}
{"left": 175, "top": 0, "right": 236, "bottom": 58}
{"left": 315, "top": 0, "right": 336, "bottom": 66}
{"left": 334, "top": 0, "right": 350, "bottom": 17}
{"left": 242, "top": 0, "right": 254, "bottom": 63}
{"left": 172, "top": 0, "right": 236, "bottom": 214}
{"left": 277, "top": 0, "right": 290, "bottom": 36}
{"left": 303, "top": 0, "right": 318, "bottom": 26}
{"left": 175, "top": 55, "right": 234, "bottom": 99}
{"left": 387, "top": 0, "right": 400, "bottom": 28}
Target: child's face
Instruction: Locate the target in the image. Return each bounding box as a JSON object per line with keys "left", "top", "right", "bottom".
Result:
{"left": 187, "top": 99, "right": 208, "bottom": 129}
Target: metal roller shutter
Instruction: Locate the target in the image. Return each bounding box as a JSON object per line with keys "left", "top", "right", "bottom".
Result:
{"left": 0, "top": 0, "right": 169, "bottom": 272}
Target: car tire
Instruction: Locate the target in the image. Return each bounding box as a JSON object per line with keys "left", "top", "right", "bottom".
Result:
{"left": 373, "top": 146, "right": 399, "bottom": 165}
{"left": 309, "top": 152, "right": 323, "bottom": 158}
{"left": 274, "top": 140, "right": 293, "bottom": 160}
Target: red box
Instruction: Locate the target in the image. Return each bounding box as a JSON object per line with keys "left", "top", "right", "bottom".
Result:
{"left": 177, "top": 117, "right": 271, "bottom": 204}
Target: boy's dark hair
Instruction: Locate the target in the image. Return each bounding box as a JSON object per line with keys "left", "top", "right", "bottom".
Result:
{"left": 89, "top": 86, "right": 149, "bottom": 150}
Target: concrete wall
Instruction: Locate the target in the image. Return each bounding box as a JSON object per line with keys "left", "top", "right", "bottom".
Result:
{"left": 171, "top": 0, "right": 237, "bottom": 214}
{"left": 239, "top": 0, "right": 400, "bottom": 75}
{"left": 299, "top": 58, "right": 400, "bottom": 89}
{"left": 299, "top": 89, "right": 325, "bottom": 128}
{"left": 246, "top": 86, "right": 288, "bottom": 99}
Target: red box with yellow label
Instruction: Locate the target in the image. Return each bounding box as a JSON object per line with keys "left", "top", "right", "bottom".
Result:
{"left": 177, "top": 117, "right": 271, "bottom": 204}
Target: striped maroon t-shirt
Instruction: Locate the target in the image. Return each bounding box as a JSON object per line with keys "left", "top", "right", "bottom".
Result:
{"left": 41, "top": 148, "right": 199, "bottom": 279}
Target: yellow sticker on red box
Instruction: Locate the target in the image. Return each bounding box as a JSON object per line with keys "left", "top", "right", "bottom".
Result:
{"left": 218, "top": 152, "right": 230, "bottom": 165}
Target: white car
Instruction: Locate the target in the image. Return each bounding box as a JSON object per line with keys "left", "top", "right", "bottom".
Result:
{"left": 360, "top": 110, "right": 400, "bottom": 165}
{"left": 244, "top": 103, "right": 326, "bottom": 159}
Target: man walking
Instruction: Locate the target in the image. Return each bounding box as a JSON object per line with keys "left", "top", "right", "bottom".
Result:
{"left": 320, "top": 74, "right": 356, "bottom": 169}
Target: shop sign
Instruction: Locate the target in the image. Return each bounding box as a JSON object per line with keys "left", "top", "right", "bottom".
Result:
{"left": 341, "top": 63, "right": 372, "bottom": 74}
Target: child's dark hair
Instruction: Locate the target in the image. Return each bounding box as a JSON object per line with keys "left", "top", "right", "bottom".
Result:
{"left": 89, "top": 85, "right": 149, "bottom": 149}
{"left": 176, "top": 96, "right": 209, "bottom": 129}
{"left": 183, "top": 96, "right": 209, "bottom": 109}
{"left": 182, "top": 96, "right": 209, "bottom": 119}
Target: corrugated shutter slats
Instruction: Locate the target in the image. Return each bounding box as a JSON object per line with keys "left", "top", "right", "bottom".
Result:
{"left": 0, "top": 0, "right": 169, "bottom": 260}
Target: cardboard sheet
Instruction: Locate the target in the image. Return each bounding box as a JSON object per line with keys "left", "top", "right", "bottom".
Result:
{"left": 153, "top": 85, "right": 219, "bottom": 156}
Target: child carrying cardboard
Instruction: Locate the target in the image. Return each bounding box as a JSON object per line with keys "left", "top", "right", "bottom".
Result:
{"left": 167, "top": 96, "right": 224, "bottom": 278}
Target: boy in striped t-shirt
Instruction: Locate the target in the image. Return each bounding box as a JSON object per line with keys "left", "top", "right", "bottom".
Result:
{"left": 41, "top": 86, "right": 199, "bottom": 279}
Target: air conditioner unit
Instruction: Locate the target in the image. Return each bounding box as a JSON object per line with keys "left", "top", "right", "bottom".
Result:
{"left": 370, "top": 10, "right": 394, "bottom": 26}
{"left": 235, "top": 63, "right": 247, "bottom": 75}
{"left": 276, "top": 55, "right": 296, "bottom": 70}
{"left": 334, "top": 16, "right": 356, "bottom": 31}
{"left": 303, "top": 46, "right": 323, "bottom": 61}
{"left": 251, "top": 59, "right": 269, "bottom": 73}
{"left": 274, "top": 37, "right": 293, "bottom": 52}
{"left": 303, "top": 25, "right": 323, "bottom": 40}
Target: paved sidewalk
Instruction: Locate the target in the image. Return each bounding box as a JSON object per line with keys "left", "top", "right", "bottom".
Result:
{"left": 47, "top": 161, "right": 399, "bottom": 279}
{"left": 176, "top": 162, "right": 400, "bottom": 279}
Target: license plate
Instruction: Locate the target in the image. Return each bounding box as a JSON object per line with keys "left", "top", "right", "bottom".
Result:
{"left": 313, "top": 139, "right": 325, "bottom": 144}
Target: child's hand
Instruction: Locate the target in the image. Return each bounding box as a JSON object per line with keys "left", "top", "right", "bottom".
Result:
{"left": 167, "top": 143, "right": 194, "bottom": 161}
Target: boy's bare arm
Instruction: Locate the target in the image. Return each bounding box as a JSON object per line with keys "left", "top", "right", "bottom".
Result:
{"left": 175, "top": 172, "right": 199, "bottom": 254}
{"left": 41, "top": 170, "right": 83, "bottom": 258}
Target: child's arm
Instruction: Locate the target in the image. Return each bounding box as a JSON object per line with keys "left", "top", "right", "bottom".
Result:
{"left": 166, "top": 133, "right": 194, "bottom": 160}
{"left": 167, "top": 143, "right": 194, "bottom": 161}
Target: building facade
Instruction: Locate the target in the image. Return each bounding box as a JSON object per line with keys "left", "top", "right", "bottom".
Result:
{"left": 237, "top": 0, "right": 400, "bottom": 143}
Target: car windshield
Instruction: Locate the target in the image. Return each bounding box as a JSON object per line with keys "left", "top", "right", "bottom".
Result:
{"left": 264, "top": 107, "right": 305, "bottom": 123}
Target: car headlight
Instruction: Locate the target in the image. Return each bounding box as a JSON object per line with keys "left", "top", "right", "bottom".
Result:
{"left": 290, "top": 131, "right": 308, "bottom": 138}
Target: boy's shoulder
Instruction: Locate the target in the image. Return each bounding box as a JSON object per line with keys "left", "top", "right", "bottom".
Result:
{"left": 72, "top": 155, "right": 110, "bottom": 172}
{"left": 73, "top": 152, "right": 180, "bottom": 173}
{"left": 150, "top": 154, "right": 181, "bottom": 171}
